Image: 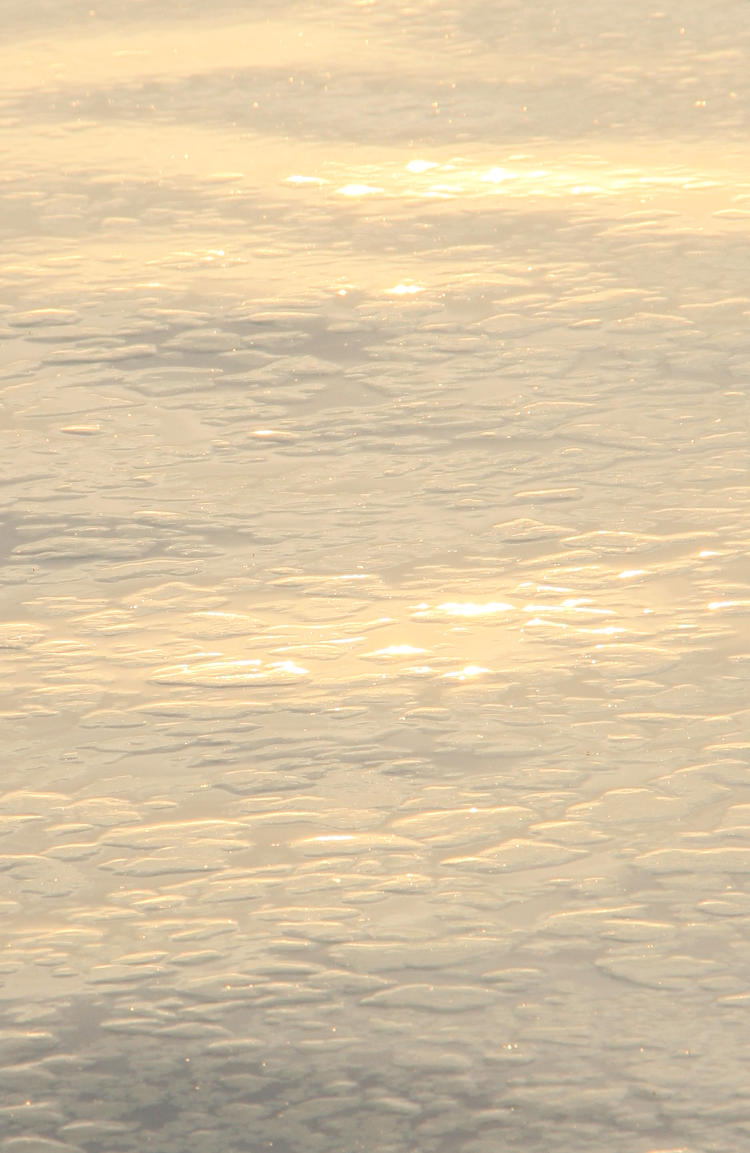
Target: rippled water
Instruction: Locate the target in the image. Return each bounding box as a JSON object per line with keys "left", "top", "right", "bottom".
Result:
{"left": 2, "top": 3, "right": 750, "bottom": 1151}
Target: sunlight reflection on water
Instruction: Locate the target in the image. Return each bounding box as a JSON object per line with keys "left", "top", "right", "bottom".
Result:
{"left": 2, "top": 1, "right": 750, "bottom": 1151}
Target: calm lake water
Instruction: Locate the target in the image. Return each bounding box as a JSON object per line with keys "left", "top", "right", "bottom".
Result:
{"left": 2, "top": 2, "right": 750, "bottom": 1151}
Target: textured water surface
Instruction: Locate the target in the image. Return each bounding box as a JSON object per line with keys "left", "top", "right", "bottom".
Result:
{"left": 2, "top": 2, "right": 750, "bottom": 1151}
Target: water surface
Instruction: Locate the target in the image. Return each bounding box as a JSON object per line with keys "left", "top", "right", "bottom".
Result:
{"left": 2, "top": 3, "right": 750, "bottom": 1151}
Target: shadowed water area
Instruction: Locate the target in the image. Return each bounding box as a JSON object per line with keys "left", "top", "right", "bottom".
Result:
{"left": 2, "top": 2, "right": 750, "bottom": 1151}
